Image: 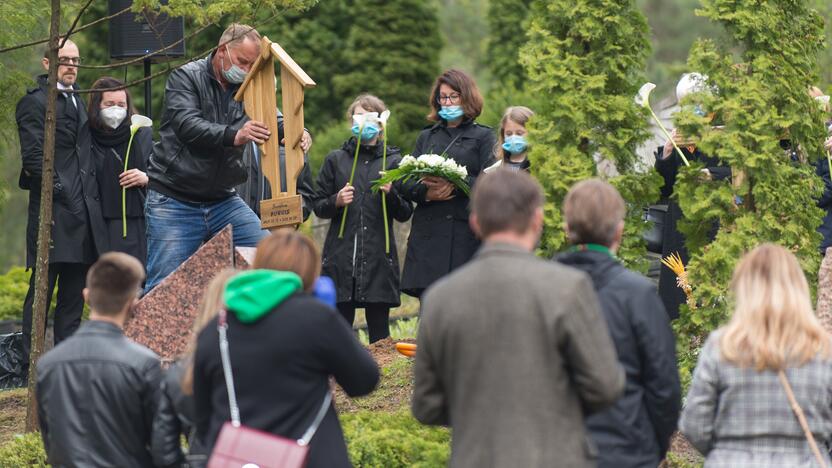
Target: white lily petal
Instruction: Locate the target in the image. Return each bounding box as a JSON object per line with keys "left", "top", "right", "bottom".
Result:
{"left": 378, "top": 110, "right": 391, "bottom": 126}
{"left": 636, "top": 83, "right": 656, "bottom": 108}
{"left": 130, "top": 114, "right": 153, "bottom": 131}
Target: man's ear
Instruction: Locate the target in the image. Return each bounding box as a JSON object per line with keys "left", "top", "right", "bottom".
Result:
{"left": 469, "top": 213, "right": 482, "bottom": 239}
{"left": 82, "top": 287, "right": 89, "bottom": 305}
{"left": 41, "top": 57, "right": 49, "bottom": 72}
{"left": 610, "top": 220, "right": 625, "bottom": 253}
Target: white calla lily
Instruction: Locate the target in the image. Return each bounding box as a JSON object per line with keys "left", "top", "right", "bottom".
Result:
{"left": 636, "top": 82, "right": 690, "bottom": 167}
{"left": 636, "top": 83, "right": 656, "bottom": 108}
{"left": 130, "top": 114, "right": 153, "bottom": 133}
{"left": 352, "top": 112, "right": 380, "bottom": 128}
{"left": 378, "top": 110, "right": 391, "bottom": 127}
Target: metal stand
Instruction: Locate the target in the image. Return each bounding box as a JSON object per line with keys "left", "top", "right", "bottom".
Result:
{"left": 143, "top": 59, "right": 152, "bottom": 119}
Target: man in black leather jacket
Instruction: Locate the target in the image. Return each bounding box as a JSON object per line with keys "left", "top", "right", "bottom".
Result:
{"left": 556, "top": 180, "right": 681, "bottom": 468}
{"left": 145, "top": 23, "right": 312, "bottom": 290}
{"left": 36, "top": 252, "right": 161, "bottom": 467}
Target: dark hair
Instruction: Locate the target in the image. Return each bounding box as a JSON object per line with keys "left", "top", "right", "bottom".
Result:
{"left": 471, "top": 169, "right": 544, "bottom": 238}
{"left": 253, "top": 230, "right": 321, "bottom": 292}
{"left": 427, "top": 69, "right": 484, "bottom": 122}
{"left": 87, "top": 76, "right": 136, "bottom": 131}
{"left": 563, "top": 179, "right": 626, "bottom": 246}
{"left": 86, "top": 252, "right": 145, "bottom": 316}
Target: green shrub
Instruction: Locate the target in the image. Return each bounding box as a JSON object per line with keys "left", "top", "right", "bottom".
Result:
{"left": 0, "top": 267, "right": 29, "bottom": 321}
{"left": 342, "top": 410, "right": 450, "bottom": 468}
{"left": 0, "top": 432, "right": 48, "bottom": 467}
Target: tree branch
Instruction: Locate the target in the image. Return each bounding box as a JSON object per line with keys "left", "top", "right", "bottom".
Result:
{"left": 64, "top": 11, "right": 285, "bottom": 94}
{"left": 59, "top": 0, "right": 96, "bottom": 49}
{"left": 71, "top": 20, "right": 217, "bottom": 69}
{"left": 0, "top": 5, "right": 131, "bottom": 54}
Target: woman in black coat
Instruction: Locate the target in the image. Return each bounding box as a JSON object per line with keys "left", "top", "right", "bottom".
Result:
{"left": 655, "top": 136, "right": 730, "bottom": 319}
{"left": 193, "top": 231, "right": 379, "bottom": 468}
{"left": 88, "top": 77, "right": 152, "bottom": 265}
{"left": 400, "top": 69, "right": 496, "bottom": 297}
{"left": 313, "top": 95, "right": 412, "bottom": 343}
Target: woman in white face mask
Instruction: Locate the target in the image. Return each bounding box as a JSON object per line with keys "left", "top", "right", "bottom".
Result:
{"left": 88, "top": 76, "right": 152, "bottom": 266}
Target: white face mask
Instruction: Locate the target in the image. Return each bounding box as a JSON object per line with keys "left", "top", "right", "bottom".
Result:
{"left": 100, "top": 106, "right": 127, "bottom": 130}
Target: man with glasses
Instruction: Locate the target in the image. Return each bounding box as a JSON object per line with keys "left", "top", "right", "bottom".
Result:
{"left": 16, "top": 38, "right": 108, "bottom": 375}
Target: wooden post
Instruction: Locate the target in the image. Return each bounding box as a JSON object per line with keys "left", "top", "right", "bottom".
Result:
{"left": 235, "top": 37, "right": 315, "bottom": 230}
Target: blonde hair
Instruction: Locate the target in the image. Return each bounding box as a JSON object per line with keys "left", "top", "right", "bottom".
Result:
{"left": 495, "top": 106, "right": 534, "bottom": 158}
{"left": 181, "top": 268, "right": 238, "bottom": 395}
{"left": 720, "top": 244, "right": 831, "bottom": 371}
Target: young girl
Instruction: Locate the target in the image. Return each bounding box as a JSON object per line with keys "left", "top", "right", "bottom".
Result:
{"left": 486, "top": 106, "right": 534, "bottom": 173}
{"left": 312, "top": 94, "right": 413, "bottom": 343}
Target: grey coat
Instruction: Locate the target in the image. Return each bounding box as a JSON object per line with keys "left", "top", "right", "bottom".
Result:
{"left": 680, "top": 331, "right": 832, "bottom": 467}
{"left": 412, "top": 243, "right": 626, "bottom": 468}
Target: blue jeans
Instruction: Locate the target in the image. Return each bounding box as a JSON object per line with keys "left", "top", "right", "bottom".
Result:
{"left": 144, "top": 190, "right": 268, "bottom": 291}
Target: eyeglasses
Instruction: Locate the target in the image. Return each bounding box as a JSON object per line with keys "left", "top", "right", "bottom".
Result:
{"left": 57, "top": 56, "right": 81, "bottom": 65}
{"left": 437, "top": 93, "right": 461, "bottom": 104}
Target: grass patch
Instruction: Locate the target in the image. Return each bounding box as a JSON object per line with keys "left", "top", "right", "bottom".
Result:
{"left": 336, "top": 357, "right": 413, "bottom": 413}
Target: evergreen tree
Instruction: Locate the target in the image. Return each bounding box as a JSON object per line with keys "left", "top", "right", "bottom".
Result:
{"left": 671, "top": 0, "right": 828, "bottom": 380}
{"left": 484, "top": 0, "right": 531, "bottom": 90}
{"left": 519, "top": 0, "right": 660, "bottom": 262}
{"left": 333, "top": 0, "right": 442, "bottom": 148}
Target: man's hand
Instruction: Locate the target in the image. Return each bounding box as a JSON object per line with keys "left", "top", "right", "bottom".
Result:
{"left": 423, "top": 176, "right": 455, "bottom": 201}
{"left": 335, "top": 183, "right": 355, "bottom": 207}
{"left": 301, "top": 130, "right": 312, "bottom": 153}
{"left": 234, "top": 120, "right": 271, "bottom": 146}
{"left": 119, "top": 169, "right": 148, "bottom": 188}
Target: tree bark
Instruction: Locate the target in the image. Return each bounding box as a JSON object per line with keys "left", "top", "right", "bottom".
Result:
{"left": 25, "top": 0, "right": 61, "bottom": 433}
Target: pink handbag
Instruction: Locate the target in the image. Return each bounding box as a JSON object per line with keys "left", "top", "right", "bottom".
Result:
{"left": 207, "top": 310, "right": 332, "bottom": 468}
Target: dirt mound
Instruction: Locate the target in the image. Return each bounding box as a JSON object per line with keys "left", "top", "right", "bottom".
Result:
{"left": 334, "top": 338, "right": 417, "bottom": 414}
{"left": 367, "top": 337, "right": 416, "bottom": 369}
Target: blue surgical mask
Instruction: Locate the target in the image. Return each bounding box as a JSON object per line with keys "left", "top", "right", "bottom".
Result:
{"left": 351, "top": 123, "right": 380, "bottom": 141}
{"left": 438, "top": 105, "right": 464, "bottom": 122}
{"left": 502, "top": 135, "right": 528, "bottom": 155}
{"left": 221, "top": 46, "right": 247, "bottom": 84}
{"left": 693, "top": 104, "right": 707, "bottom": 117}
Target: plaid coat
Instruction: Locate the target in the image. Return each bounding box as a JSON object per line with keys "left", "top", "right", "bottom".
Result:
{"left": 680, "top": 330, "right": 832, "bottom": 467}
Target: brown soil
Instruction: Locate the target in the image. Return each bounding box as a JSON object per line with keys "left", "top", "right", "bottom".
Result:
{"left": 333, "top": 338, "right": 417, "bottom": 414}
{"left": 660, "top": 432, "right": 704, "bottom": 467}
{"left": 0, "top": 389, "right": 27, "bottom": 446}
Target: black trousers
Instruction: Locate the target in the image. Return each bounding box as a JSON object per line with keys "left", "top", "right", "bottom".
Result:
{"left": 21, "top": 262, "right": 89, "bottom": 365}
{"left": 337, "top": 303, "right": 390, "bottom": 344}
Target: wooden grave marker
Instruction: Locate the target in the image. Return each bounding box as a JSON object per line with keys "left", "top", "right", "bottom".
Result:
{"left": 235, "top": 36, "right": 316, "bottom": 229}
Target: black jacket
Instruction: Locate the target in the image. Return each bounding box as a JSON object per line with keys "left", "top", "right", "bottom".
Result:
{"left": 556, "top": 250, "right": 681, "bottom": 468}
{"left": 193, "top": 294, "right": 379, "bottom": 468}
{"left": 90, "top": 123, "right": 152, "bottom": 219}
{"left": 400, "top": 120, "right": 496, "bottom": 296}
{"left": 16, "top": 75, "right": 108, "bottom": 268}
{"left": 313, "top": 138, "right": 413, "bottom": 305}
{"left": 36, "top": 320, "right": 162, "bottom": 468}
{"left": 148, "top": 52, "right": 285, "bottom": 203}
{"left": 235, "top": 142, "right": 315, "bottom": 221}
{"left": 816, "top": 157, "right": 832, "bottom": 253}
{"left": 654, "top": 146, "right": 730, "bottom": 319}
{"left": 151, "top": 360, "right": 207, "bottom": 468}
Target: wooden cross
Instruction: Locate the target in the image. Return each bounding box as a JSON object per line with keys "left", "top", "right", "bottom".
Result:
{"left": 234, "top": 36, "right": 316, "bottom": 229}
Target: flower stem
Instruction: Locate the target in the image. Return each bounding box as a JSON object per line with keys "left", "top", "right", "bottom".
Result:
{"left": 338, "top": 128, "right": 363, "bottom": 239}
{"left": 826, "top": 149, "right": 832, "bottom": 183}
{"left": 381, "top": 129, "right": 390, "bottom": 254}
{"left": 122, "top": 129, "right": 137, "bottom": 238}
{"left": 648, "top": 107, "right": 690, "bottom": 167}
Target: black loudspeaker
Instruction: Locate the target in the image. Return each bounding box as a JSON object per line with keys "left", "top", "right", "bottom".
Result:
{"left": 108, "top": 0, "right": 185, "bottom": 61}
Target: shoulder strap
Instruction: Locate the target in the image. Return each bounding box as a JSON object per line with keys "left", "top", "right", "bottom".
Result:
{"left": 217, "top": 309, "right": 333, "bottom": 444}
{"left": 217, "top": 310, "right": 241, "bottom": 427}
{"left": 297, "top": 390, "right": 332, "bottom": 446}
{"left": 438, "top": 131, "right": 464, "bottom": 157}
{"left": 778, "top": 370, "right": 827, "bottom": 467}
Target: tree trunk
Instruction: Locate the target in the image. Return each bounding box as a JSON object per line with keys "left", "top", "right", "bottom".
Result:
{"left": 25, "top": 0, "right": 61, "bottom": 433}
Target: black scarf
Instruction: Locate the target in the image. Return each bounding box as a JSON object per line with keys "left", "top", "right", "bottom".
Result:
{"left": 90, "top": 121, "right": 130, "bottom": 148}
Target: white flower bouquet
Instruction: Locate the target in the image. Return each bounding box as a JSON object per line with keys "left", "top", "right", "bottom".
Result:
{"left": 372, "top": 153, "right": 470, "bottom": 195}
